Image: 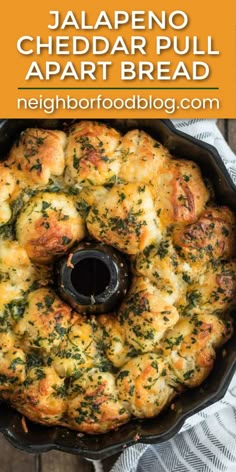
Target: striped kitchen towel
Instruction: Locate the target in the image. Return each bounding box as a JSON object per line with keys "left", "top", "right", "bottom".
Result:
{"left": 109, "top": 119, "right": 236, "bottom": 472}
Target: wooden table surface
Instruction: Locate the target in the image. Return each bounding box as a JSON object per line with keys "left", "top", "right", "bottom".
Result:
{"left": 0, "top": 119, "right": 235, "bottom": 472}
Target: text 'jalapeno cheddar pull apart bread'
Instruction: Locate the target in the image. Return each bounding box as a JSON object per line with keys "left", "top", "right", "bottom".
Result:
{"left": 0, "top": 120, "right": 235, "bottom": 434}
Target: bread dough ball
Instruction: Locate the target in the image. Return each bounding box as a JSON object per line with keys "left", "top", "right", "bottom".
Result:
{"left": 8, "top": 128, "right": 66, "bottom": 186}
{"left": 0, "top": 165, "right": 16, "bottom": 225}
{"left": 0, "top": 332, "right": 26, "bottom": 395}
{"left": 181, "top": 260, "right": 236, "bottom": 316}
{"left": 87, "top": 183, "right": 161, "bottom": 254}
{"left": 163, "top": 314, "right": 233, "bottom": 388}
{"left": 117, "top": 353, "right": 174, "bottom": 418}
{"left": 98, "top": 314, "right": 129, "bottom": 368}
{"left": 132, "top": 240, "right": 180, "bottom": 302}
{"left": 11, "top": 367, "right": 67, "bottom": 425}
{"left": 67, "top": 369, "right": 130, "bottom": 433}
{"left": 0, "top": 241, "right": 41, "bottom": 332}
{"left": 173, "top": 206, "right": 236, "bottom": 265}
{"left": 118, "top": 130, "right": 169, "bottom": 184}
{"left": 53, "top": 313, "right": 100, "bottom": 377}
{"left": 16, "top": 192, "right": 85, "bottom": 263}
{"left": 76, "top": 185, "right": 108, "bottom": 218}
{"left": 155, "top": 159, "right": 209, "bottom": 227}
{"left": 118, "top": 277, "right": 179, "bottom": 354}
{"left": 14, "top": 288, "right": 71, "bottom": 353}
{"left": 65, "top": 121, "right": 121, "bottom": 187}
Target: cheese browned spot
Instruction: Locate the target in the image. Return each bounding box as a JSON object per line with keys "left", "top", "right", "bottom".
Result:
{"left": 65, "top": 121, "right": 121, "bottom": 187}
{"left": 173, "top": 206, "right": 236, "bottom": 265}
{"left": 16, "top": 192, "right": 85, "bottom": 263}
{"left": 155, "top": 159, "right": 209, "bottom": 227}
{"left": 10, "top": 366, "right": 67, "bottom": 425}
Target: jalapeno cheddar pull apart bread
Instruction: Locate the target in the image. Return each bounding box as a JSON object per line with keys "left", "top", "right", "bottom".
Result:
{"left": 0, "top": 121, "right": 235, "bottom": 434}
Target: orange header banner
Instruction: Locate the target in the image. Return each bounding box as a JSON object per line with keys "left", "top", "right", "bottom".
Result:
{"left": 0, "top": 0, "right": 235, "bottom": 118}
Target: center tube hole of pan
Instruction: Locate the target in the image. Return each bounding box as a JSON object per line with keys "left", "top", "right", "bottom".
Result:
{"left": 70, "top": 257, "right": 111, "bottom": 297}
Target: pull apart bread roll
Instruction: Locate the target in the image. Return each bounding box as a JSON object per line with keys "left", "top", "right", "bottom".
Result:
{"left": 132, "top": 240, "right": 180, "bottom": 302}
{"left": 118, "top": 129, "right": 169, "bottom": 184}
{"left": 173, "top": 206, "right": 236, "bottom": 267}
{"left": 0, "top": 246, "right": 55, "bottom": 398}
{"left": 0, "top": 164, "right": 16, "bottom": 225}
{"left": 8, "top": 128, "right": 66, "bottom": 186}
{"left": 181, "top": 260, "right": 236, "bottom": 316}
{"left": 0, "top": 240, "right": 36, "bottom": 299}
{"left": 97, "top": 271, "right": 180, "bottom": 368}
{"left": 87, "top": 183, "right": 161, "bottom": 254}
{"left": 53, "top": 313, "right": 101, "bottom": 377}
{"left": 117, "top": 353, "right": 175, "bottom": 418}
{"left": 98, "top": 281, "right": 179, "bottom": 367}
{"left": 65, "top": 121, "right": 121, "bottom": 187}
{"left": 67, "top": 370, "right": 130, "bottom": 433}
{"left": 98, "top": 313, "right": 129, "bottom": 368}
{"left": 11, "top": 366, "right": 67, "bottom": 425}
{"left": 163, "top": 314, "right": 233, "bottom": 389}
{"left": 155, "top": 159, "right": 209, "bottom": 227}
{"left": 14, "top": 288, "right": 71, "bottom": 353}
{"left": 16, "top": 192, "right": 85, "bottom": 263}
{"left": 0, "top": 332, "right": 26, "bottom": 396}
{"left": 118, "top": 277, "right": 179, "bottom": 355}
{"left": 0, "top": 240, "right": 47, "bottom": 333}
{"left": 77, "top": 186, "right": 108, "bottom": 218}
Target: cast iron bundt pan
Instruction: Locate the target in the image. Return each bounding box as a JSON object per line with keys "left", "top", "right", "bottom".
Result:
{"left": 0, "top": 118, "right": 236, "bottom": 459}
